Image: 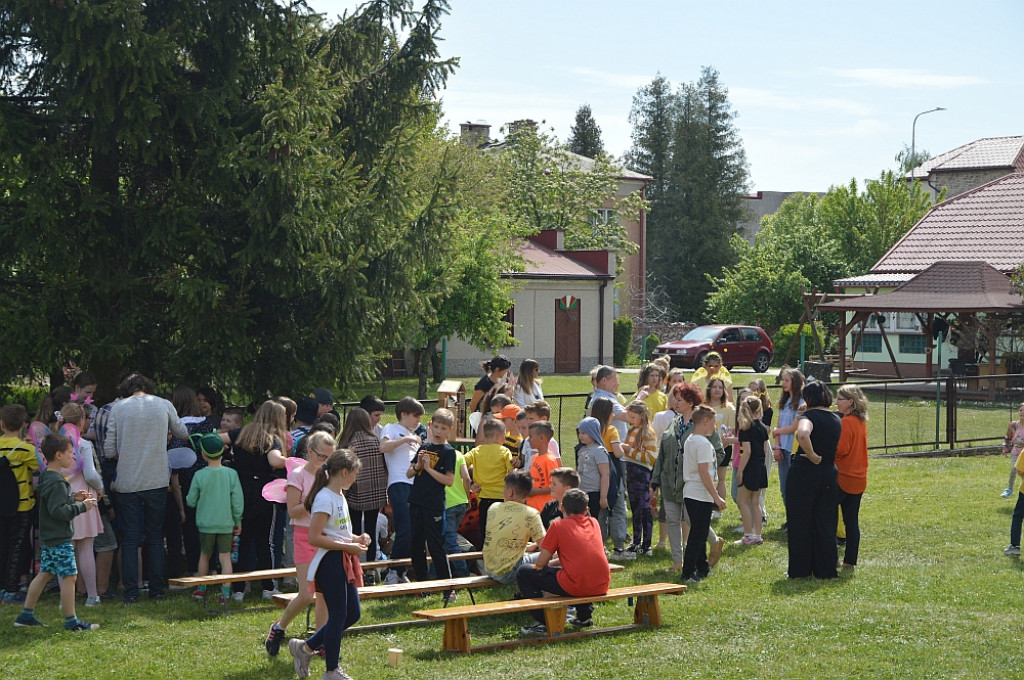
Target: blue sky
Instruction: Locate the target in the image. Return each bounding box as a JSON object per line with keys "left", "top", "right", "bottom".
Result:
{"left": 309, "top": 0, "right": 1024, "bottom": 192}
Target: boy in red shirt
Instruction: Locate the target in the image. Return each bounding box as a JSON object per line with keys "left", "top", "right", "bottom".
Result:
{"left": 516, "top": 487, "right": 610, "bottom": 634}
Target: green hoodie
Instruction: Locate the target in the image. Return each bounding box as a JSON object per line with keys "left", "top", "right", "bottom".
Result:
{"left": 37, "top": 468, "right": 87, "bottom": 547}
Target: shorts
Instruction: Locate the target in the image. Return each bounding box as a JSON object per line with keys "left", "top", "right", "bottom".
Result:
{"left": 93, "top": 512, "right": 119, "bottom": 553}
{"left": 40, "top": 541, "right": 77, "bottom": 578}
{"left": 717, "top": 445, "right": 732, "bottom": 468}
{"left": 742, "top": 459, "right": 769, "bottom": 491}
{"left": 200, "top": 532, "right": 234, "bottom": 555}
{"left": 292, "top": 525, "right": 316, "bottom": 565}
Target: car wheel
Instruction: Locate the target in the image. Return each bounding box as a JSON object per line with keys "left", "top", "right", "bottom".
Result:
{"left": 695, "top": 352, "right": 708, "bottom": 369}
{"left": 753, "top": 351, "right": 771, "bottom": 373}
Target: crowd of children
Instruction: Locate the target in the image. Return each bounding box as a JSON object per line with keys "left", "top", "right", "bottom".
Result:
{"left": 1, "top": 356, "right": 889, "bottom": 677}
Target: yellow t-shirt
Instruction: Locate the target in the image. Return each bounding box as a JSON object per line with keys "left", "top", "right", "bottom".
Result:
{"left": 464, "top": 443, "right": 513, "bottom": 499}
{"left": 601, "top": 424, "right": 621, "bottom": 456}
{"left": 482, "top": 501, "right": 545, "bottom": 577}
{"left": 643, "top": 390, "right": 668, "bottom": 416}
{"left": 0, "top": 436, "right": 39, "bottom": 512}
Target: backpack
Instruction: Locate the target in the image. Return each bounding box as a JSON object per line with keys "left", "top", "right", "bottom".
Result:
{"left": 0, "top": 453, "right": 20, "bottom": 518}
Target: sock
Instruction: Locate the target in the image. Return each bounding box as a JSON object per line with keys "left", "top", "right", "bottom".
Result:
{"left": 64, "top": 614, "right": 78, "bottom": 626}
{"left": 197, "top": 585, "right": 207, "bottom": 594}
{"left": 221, "top": 585, "right": 231, "bottom": 598}
{"left": 20, "top": 607, "right": 35, "bottom": 618}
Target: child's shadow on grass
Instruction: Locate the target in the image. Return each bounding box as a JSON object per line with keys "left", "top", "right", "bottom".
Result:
{"left": 769, "top": 571, "right": 848, "bottom": 596}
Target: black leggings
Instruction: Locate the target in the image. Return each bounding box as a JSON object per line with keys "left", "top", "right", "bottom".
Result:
{"left": 350, "top": 509, "right": 380, "bottom": 562}
{"left": 306, "top": 551, "right": 361, "bottom": 671}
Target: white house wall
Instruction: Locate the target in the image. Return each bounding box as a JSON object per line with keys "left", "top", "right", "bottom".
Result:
{"left": 443, "top": 278, "right": 613, "bottom": 376}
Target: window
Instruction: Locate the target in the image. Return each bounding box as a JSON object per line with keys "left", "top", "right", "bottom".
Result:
{"left": 592, "top": 208, "right": 613, "bottom": 225}
{"left": 896, "top": 313, "right": 919, "bottom": 331}
{"left": 857, "top": 334, "right": 882, "bottom": 354}
{"left": 742, "top": 328, "right": 761, "bottom": 341}
{"left": 502, "top": 306, "right": 515, "bottom": 340}
{"left": 899, "top": 334, "right": 926, "bottom": 354}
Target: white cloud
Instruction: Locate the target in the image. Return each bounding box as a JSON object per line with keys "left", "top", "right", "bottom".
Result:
{"left": 731, "top": 87, "right": 873, "bottom": 116}
{"left": 567, "top": 67, "right": 652, "bottom": 91}
{"left": 826, "top": 68, "right": 987, "bottom": 89}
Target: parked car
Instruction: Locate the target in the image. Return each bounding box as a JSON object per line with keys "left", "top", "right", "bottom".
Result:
{"left": 653, "top": 325, "right": 773, "bottom": 372}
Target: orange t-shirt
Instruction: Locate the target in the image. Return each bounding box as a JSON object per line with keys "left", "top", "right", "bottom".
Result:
{"left": 540, "top": 513, "right": 610, "bottom": 596}
{"left": 526, "top": 452, "right": 559, "bottom": 512}
{"left": 835, "top": 414, "right": 868, "bottom": 494}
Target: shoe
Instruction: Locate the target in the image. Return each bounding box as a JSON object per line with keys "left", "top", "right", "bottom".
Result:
{"left": 443, "top": 590, "right": 457, "bottom": 605}
{"left": 567, "top": 615, "right": 593, "bottom": 628}
{"left": 84, "top": 596, "right": 101, "bottom": 607}
{"left": 2, "top": 590, "right": 26, "bottom": 604}
{"left": 100, "top": 589, "right": 118, "bottom": 601}
{"left": 383, "top": 570, "right": 399, "bottom": 585}
{"left": 1004, "top": 545, "right": 1021, "bottom": 556}
{"left": 836, "top": 538, "right": 847, "bottom": 547}
{"left": 149, "top": 593, "right": 165, "bottom": 601}
{"left": 733, "top": 537, "right": 749, "bottom": 546}
{"left": 262, "top": 588, "right": 281, "bottom": 600}
{"left": 711, "top": 510, "right": 722, "bottom": 520}
{"left": 14, "top": 613, "right": 45, "bottom": 627}
{"left": 519, "top": 623, "right": 548, "bottom": 637}
{"left": 397, "top": 573, "right": 411, "bottom": 584}
{"left": 265, "top": 621, "right": 286, "bottom": 656}
{"left": 363, "top": 572, "right": 376, "bottom": 586}
{"left": 779, "top": 522, "right": 788, "bottom": 532}
{"left": 231, "top": 591, "right": 245, "bottom": 603}
{"left": 219, "top": 595, "right": 229, "bottom": 606}
{"left": 610, "top": 548, "right": 636, "bottom": 562}
{"left": 708, "top": 537, "right": 725, "bottom": 567}
{"left": 289, "top": 638, "right": 316, "bottom": 678}
{"left": 683, "top": 574, "right": 702, "bottom": 584}
{"left": 64, "top": 619, "right": 99, "bottom": 631}
{"left": 321, "top": 670, "right": 354, "bottom": 680}
{"left": 192, "top": 589, "right": 206, "bottom": 602}
{"left": 732, "top": 525, "right": 745, "bottom": 534}
{"left": 1002, "top": 488, "right": 1014, "bottom": 499}
{"left": 643, "top": 547, "right": 654, "bottom": 557}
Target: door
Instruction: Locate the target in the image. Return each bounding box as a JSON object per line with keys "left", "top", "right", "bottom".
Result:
{"left": 554, "top": 296, "right": 581, "bottom": 373}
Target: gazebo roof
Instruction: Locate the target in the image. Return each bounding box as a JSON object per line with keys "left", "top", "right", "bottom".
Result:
{"left": 819, "top": 261, "right": 1024, "bottom": 313}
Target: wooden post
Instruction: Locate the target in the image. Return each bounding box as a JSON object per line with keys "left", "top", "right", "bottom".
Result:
{"left": 878, "top": 319, "right": 902, "bottom": 379}
{"left": 988, "top": 316, "right": 998, "bottom": 402}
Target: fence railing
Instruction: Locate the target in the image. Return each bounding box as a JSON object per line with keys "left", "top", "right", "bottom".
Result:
{"left": 337, "top": 374, "right": 1024, "bottom": 458}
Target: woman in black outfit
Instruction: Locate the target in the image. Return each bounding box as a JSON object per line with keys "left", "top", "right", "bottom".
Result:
{"left": 786, "top": 380, "right": 842, "bottom": 579}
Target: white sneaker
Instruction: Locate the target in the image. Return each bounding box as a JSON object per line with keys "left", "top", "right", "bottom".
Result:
{"left": 1002, "top": 487, "right": 1014, "bottom": 499}
{"left": 383, "top": 570, "right": 400, "bottom": 585}
{"left": 289, "top": 638, "right": 315, "bottom": 679}
{"left": 1004, "top": 545, "right": 1021, "bottom": 556}
{"left": 231, "top": 591, "right": 245, "bottom": 603}
{"left": 262, "top": 588, "right": 281, "bottom": 600}
{"left": 610, "top": 548, "right": 636, "bottom": 561}
{"left": 397, "top": 573, "right": 411, "bottom": 584}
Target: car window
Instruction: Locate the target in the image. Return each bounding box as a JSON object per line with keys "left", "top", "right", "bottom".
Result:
{"left": 720, "top": 328, "right": 740, "bottom": 342}
{"left": 742, "top": 328, "right": 761, "bottom": 342}
{"left": 682, "top": 327, "right": 720, "bottom": 342}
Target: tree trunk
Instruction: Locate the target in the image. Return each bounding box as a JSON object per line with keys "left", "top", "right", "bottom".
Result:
{"left": 429, "top": 338, "right": 442, "bottom": 383}
{"left": 415, "top": 348, "right": 428, "bottom": 400}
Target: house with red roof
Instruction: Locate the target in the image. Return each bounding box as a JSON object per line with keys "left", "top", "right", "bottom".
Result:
{"left": 908, "top": 136, "right": 1024, "bottom": 201}
{"left": 442, "top": 229, "right": 617, "bottom": 375}
{"left": 832, "top": 172, "right": 1024, "bottom": 377}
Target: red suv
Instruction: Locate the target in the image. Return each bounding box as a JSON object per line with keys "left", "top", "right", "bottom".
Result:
{"left": 653, "top": 325, "right": 773, "bottom": 372}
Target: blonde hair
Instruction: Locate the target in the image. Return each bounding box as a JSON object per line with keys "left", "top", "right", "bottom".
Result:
{"left": 60, "top": 401, "right": 86, "bottom": 425}
{"left": 737, "top": 395, "right": 763, "bottom": 431}
{"left": 304, "top": 431, "right": 336, "bottom": 458}
{"left": 837, "top": 384, "right": 869, "bottom": 420}
{"left": 236, "top": 400, "right": 288, "bottom": 453}
{"left": 747, "top": 378, "right": 772, "bottom": 411}
{"left": 432, "top": 408, "right": 455, "bottom": 428}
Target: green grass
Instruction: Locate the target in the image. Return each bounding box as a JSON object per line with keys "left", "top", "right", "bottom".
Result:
{"left": 4, "top": 453, "right": 1021, "bottom": 679}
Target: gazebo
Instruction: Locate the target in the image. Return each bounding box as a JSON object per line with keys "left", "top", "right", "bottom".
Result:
{"left": 817, "top": 261, "right": 1024, "bottom": 395}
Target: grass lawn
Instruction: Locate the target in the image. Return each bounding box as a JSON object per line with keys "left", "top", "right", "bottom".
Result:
{"left": 4, "top": 453, "right": 1020, "bottom": 679}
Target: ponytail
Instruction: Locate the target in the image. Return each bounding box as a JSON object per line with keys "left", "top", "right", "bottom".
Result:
{"left": 303, "top": 448, "right": 361, "bottom": 514}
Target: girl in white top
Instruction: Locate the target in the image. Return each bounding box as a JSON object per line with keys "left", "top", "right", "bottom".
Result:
{"left": 288, "top": 449, "right": 369, "bottom": 680}
{"left": 58, "top": 402, "right": 104, "bottom": 606}
{"left": 265, "top": 432, "right": 335, "bottom": 654}
{"left": 513, "top": 359, "right": 544, "bottom": 408}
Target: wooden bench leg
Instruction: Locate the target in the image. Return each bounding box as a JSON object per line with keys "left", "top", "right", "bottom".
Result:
{"left": 633, "top": 594, "right": 661, "bottom": 626}
{"left": 543, "top": 606, "right": 567, "bottom": 635}
{"left": 442, "top": 618, "right": 471, "bottom": 654}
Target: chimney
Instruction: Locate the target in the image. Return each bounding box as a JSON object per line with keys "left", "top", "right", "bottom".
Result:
{"left": 459, "top": 120, "right": 491, "bottom": 148}
{"left": 506, "top": 119, "right": 538, "bottom": 138}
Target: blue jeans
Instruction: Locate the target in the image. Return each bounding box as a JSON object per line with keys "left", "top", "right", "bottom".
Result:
{"left": 119, "top": 488, "right": 167, "bottom": 600}
{"left": 387, "top": 482, "right": 413, "bottom": 576}
{"left": 443, "top": 504, "right": 469, "bottom": 576}
{"left": 305, "top": 550, "right": 361, "bottom": 672}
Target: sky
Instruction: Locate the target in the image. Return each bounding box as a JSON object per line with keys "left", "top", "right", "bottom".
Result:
{"left": 308, "top": 0, "right": 1024, "bottom": 193}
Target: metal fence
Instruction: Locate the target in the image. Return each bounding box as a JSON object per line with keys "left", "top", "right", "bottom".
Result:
{"left": 342, "top": 374, "right": 1024, "bottom": 458}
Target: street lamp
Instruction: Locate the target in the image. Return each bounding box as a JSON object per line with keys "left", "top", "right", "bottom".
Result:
{"left": 910, "top": 107, "right": 946, "bottom": 186}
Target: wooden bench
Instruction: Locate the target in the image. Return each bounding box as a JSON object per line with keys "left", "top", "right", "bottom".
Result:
{"left": 167, "top": 551, "right": 484, "bottom": 590}
{"left": 411, "top": 582, "right": 686, "bottom": 653}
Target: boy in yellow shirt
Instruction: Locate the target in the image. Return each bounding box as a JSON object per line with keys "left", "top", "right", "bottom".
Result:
{"left": 482, "top": 471, "right": 545, "bottom": 586}
{"left": 463, "top": 419, "right": 513, "bottom": 543}
{"left": 1, "top": 404, "right": 39, "bottom": 604}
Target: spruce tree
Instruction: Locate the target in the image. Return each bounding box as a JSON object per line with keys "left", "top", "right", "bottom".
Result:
{"left": 567, "top": 104, "right": 604, "bottom": 158}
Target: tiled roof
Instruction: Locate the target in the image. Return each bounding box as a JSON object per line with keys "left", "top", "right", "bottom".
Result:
{"left": 909, "top": 136, "right": 1024, "bottom": 176}
{"left": 833, "top": 273, "right": 915, "bottom": 288}
{"left": 873, "top": 173, "right": 1024, "bottom": 274}
{"left": 820, "top": 261, "right": 1023, "bottom": 313}
{"left": 513, "top": 239, "right": 611, "bottom": 279}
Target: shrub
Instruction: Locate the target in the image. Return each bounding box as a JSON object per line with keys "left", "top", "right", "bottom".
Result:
{"left": 640, "top": 333, "right": 661, "bottom": 360}
{"left": 613, "top": 317, "right": 633, "bottom": 367}
{"left": 771, "top": 323, "right": 830, "bottom": 367}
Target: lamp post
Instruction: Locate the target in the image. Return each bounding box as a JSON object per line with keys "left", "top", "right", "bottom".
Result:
{"left": 910, "top": 107, "right": 946, "bottom": 186}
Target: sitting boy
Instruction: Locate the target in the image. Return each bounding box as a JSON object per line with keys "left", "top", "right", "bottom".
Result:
{"left": 516, "top": 487, "right": 610, "bottom": 635}
{"left": 525, "top": 421, "right": 559, "bottom": 513}
{"left": 540, "top": 467, "right": 580, "bottom": 529}
{"left": 463, "top": 418, "right": 513, "bottom": 544}
{"left": 482, "top": 471, "right": 545, "bottom": 585}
